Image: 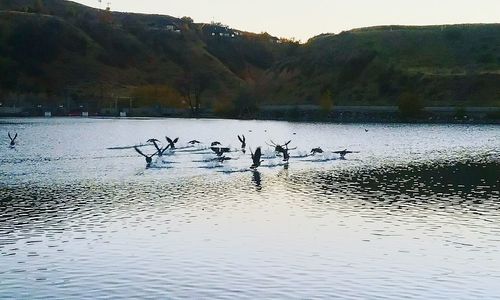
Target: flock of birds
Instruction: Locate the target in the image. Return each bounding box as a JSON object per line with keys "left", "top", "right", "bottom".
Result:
{"left": 6, "top": 131, "right": 359, "bottom": 171}
{"left": 130, "top": 133, "right": 359, "bottom": 169}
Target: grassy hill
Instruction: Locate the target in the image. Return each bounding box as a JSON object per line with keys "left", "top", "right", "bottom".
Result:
{"left": 261, "top": 25, "right": 500, "bottom": 107}
{"left": 0, "top": 0, "right": 295, "bottom": 114}
{"left": 0, "top": 0, "right": 499, "bottom": 116}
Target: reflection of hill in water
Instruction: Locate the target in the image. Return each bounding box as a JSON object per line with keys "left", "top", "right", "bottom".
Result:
{"left": 303, "top": 160, "right": 499, "bottom": 211}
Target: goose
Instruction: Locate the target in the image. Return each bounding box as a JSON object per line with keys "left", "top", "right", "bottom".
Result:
{"left": 237, "top": 135, "right": 246, "bottom": 149}
{"left": 134, "top": 146, "right": 158, "bottom": 167}
{"left": 8, "top": 132, "right": 17, "bottom": 146}
{"left": 310, "top": 147, "right": 324, "bottom": 155}
{"left": 250, "top": 147, "right": 263, "bottom": 169}
{"left": 165, "top": 136, "right": 179, "bottom": 149}
{"left": 210, "top": 146, "right": 231, "bottom": 156}
{"left": 333, "top": 149, "right": 359, "bottom": 159}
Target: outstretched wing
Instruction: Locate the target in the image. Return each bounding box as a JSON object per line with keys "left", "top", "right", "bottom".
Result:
{"left": 150, "top": 140, "right": 162, "bottom": 152}
{"left": 8, "top": 132, "right": 12, "bottom": 140}
{"left": 134, "top": 146, "right": 147, "bottom": 157}
{"left": 173, "top": 137, "right": 179, "bottom": 143}
{"left": 238, "top": 135, "right": 243, "bottom": 143}
{"left": 253, "top": 147, "right": 262, "bottom": 164}
{"left": 160, "top": 144, "right": 171, "bottom": 155}
{"left": 13, "top": 133, "right": 17, "bottom": 141}
{"left": 242, "top": 135, "right": 245, "bottom": 142}
{"left": 284, "top": 140, "right": 291, "bottom": 146}
{"left": 166, "top": 137, "right": 173, "bottom": 144}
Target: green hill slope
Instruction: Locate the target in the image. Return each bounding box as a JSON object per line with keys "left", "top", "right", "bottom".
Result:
{"left": 261, "top": 25, "right": 500, "bottom": 106}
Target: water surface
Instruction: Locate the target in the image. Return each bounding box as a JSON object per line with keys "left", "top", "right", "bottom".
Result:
{"left": 1, "top": 118, "right": 499, "bottom": 299}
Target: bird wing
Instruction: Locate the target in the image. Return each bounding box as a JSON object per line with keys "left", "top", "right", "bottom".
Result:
{"left": 8, "top": 132, "right": 12, "bottom": 140}
{"left": 173, "top": 137, "right": 179, "bottom": 143}
{"left": 134, "top": 146, "right": 147, "bottom": 157}
{"left": 160, "top": 144, "right": 170, "bottom": 155}
{"left": 284, "top": 140, "right": 291, "bottom": 146}
{"left": 13, "top": 133, "right": 17, "bottom": 141}
{"left": 166, "top": 137, "right": 173, "bottom": 144}
{"left": 238, "top": 135, "right": 243, "bottom": 143}
{"left": 150, "top": 140, "right": 161, "bottom": 152}
{"left": 253, "top": 147, "right": 262, "bottom": 163}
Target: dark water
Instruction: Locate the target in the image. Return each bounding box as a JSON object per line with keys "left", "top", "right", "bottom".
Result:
{"left": 1, "top": 118, "right": 499, "bottom": 299}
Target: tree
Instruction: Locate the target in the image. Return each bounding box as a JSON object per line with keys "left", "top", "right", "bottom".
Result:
{"left": 174, "top": 71, "right": 213, "bottom": 116}
{"left": 319, "top": 89, "right": 334, "bottom": 113}
{"left": 398, "top": 92, "right": 424, "bottom": 118}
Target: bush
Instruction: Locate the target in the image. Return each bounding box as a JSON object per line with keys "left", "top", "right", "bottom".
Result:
{"left": 398, "top": 92, "right": 424, "bottom": 117}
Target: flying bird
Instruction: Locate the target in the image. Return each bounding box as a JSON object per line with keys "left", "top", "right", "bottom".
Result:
{"left": 211, "top": 141, "right": 221, "bottom": 146}
{"left": 188, "top": 140, "right": 201, "bottom": 145}
{"left": 134, "top": 146, "right": 158, "bottom": 166}
{"left": 237, "top": 135, "right": 246, "bottom": 148}
{"left": 310, "top": 147, "right": 323, "bottom": 155}
{"left": 210, "top": 146, "right": 231, "bottom": 156}
{"left": 8, "top": 132, "right": 17, "bottom": 146}
{"left": 165, "top": 136, "right": 179, "bottom": 149}
{"left": 333, "top": 149, "right": 359, "bottom": 159}
{"left": 250, "top": 147, "right": 263, "bottom": 169}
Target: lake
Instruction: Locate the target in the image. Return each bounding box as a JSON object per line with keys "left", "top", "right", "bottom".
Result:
{"left": 1, "top": 117, "right": 499, "bottom": 299}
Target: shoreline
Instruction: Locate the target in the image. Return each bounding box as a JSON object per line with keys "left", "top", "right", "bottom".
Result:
{"left": 1, "top": 105, "right": 499, "bottom": 124}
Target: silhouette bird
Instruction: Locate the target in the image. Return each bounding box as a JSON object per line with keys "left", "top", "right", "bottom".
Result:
{"left": 310, "top": 147, "right": 323, "bottom": 155}
{"left": 165, "top": 136, "right": 179, "bottom": 149}
{"left": 238, "top": 134, "right": 246, "bottom": 152}
{"left": 147, "top": 138, "right": 169, "bottom": 156}
{"left": 211, "top": 141, "right": 221, "bottom": 146}
{"left": 8, "top": 132, "right": 17, "bottom": 146}
{"left": 134, "top": 146, "right": 158, "bottom": 166}
{"left": 267, "top": 140, "right": 295, "bottom": 162}
{"left": 333, "top": 149, "right": 359, "bottom": 159}
{"left": 210, "top": 146, "right": 231, "bottom": 156}
{"left": 188, "top": 140, "right": 201, "bottom": 145}
{"left": 216, "top": 156, "right": 232, "bottom": 162}
{"left": 250, "top": 147, "right": 263, "bottom": 169}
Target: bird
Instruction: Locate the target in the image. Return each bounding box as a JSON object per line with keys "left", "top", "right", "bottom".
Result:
{"left": 333, "top": 149, "right": 359, "bottom": 159}
{"left": 365, "top": 129, "right": 369, "bottom": 132}
{"left": 267, "top": 140, "right": 295, "bottom": 162}
{"left": 188, "top": 140, "right": 201, "bottom": 145}
{"left": 211, "top": 141, "right": 221, "bottom": 146}
{"left": 310, "top": 147, "right": 323, "bottom": 155}
{"left": 237, "top": 135, "right": 246, "bottom": 151}
{"left": 210, "top": 146, "right": 231, "bottom": 156}
{"left": 8, "top": 132, "right": 17, "bottom": 146}
{"left": 250, "top": 147, "right": 263, "bottom": 169}
{"left": 165, "top": 136, "right": 179, "bottom": 149}
{"left": 147, "top": 138, "right": 169, "bottom": 157}
{"left": 134, "top": 146, "right": 158, "bottom": 166}
{"left": 216, "top": 156, "right": 232, "bottom": 162}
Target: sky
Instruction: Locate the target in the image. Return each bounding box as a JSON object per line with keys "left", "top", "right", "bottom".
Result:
{"left": 73, "top": 0, "right": 500, "bottom": 41}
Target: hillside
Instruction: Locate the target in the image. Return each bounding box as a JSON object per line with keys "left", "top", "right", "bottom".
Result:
{"left": 0, "top": 0, "right": 295, "bottom": 114}
{"left": 261, "top": 25, "right": 500, "bottom": 106}
{"left": 0, "top": 0, "right": 499, "bottom": 116}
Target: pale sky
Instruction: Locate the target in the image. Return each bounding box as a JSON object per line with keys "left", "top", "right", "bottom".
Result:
{"left": 73, "top": 0, "right": 500, "bottom": 41}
